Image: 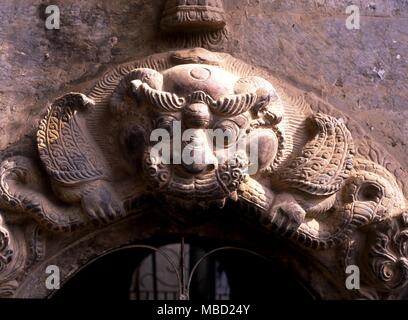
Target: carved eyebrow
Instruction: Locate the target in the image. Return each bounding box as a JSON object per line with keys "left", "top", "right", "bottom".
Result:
{"left": 132, "top": 80, "right": 186, "bottom": 112}
{"left": 132, "top": 81, "right": 271, "bottom": 116}
{"left": 189, "top": 91, "right": 269, "bottom": 117}
{"left": 210, "top": 93, "right": 259, "bottom": 116}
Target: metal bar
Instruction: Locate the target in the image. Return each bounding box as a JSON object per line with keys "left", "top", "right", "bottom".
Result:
{"left": 55, "top": 244, "right": 184, "bottom": 299}
{"left": 152, "top": 252, "right": 158, "bottom": 300}
{"left": 179, "top": 237, "right": 187, "bottom": 299}
{"left": 187, "top": 246, "right": 270, "bottom": 293}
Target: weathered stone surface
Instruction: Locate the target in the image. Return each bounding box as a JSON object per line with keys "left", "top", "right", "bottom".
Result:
{"left": 0, "top": 0, "right": 408, "bottom": 300}
{"left": 223, "top": 0, "right": 408, "bottom": 168}
{"left": 0, "top": 0, "right": 161, "bottom": 149}
{"left": 1, "top": 1, "right": 407, "bottom": 167}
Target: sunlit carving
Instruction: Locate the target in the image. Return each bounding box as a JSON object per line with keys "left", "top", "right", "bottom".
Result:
{"left": 0, "top": 48, "right": 407, "bottom": 299}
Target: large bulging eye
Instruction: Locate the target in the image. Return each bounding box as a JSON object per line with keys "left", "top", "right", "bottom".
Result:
{"left": 357, "top": 183, "right": 383, "bottom": 202}
{"left": 213, "top": 120, "right": 240, "bottom": 148}
{"left": 156, "top": 116, "right": 178, "bottom": 136}
{"left": 121, "top": 125, "right": 147, "bottom": 167}
{"left": 246, "top": 129, "right": 278, "bottom": 170}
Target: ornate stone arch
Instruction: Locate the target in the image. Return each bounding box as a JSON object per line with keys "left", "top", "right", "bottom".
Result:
{"left": 1, "top": 48, "right": 408, "bottom": 300}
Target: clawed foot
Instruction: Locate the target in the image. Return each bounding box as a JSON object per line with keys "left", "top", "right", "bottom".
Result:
{"left": 80, "top": 180, "right": 126, "bottom": 225}
{"left": 269, "top": 193, "right": 306, "bottom": 236}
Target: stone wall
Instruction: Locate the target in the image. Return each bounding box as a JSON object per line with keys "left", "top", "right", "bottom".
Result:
{"left": 0, "top": 0, "right": 407, "bottom": 164}
{"left": 1, "top": 0, "right": 408, "bottom": 300}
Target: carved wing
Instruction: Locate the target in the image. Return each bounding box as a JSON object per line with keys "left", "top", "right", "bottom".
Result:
{"left": 279, "top": 113, "right": 354, "bottom": 196}
{"left": 37, "top": 93, "right": 107, "bottom": 185}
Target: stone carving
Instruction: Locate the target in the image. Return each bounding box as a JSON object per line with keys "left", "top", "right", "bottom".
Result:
{"left": 160, "top": 0, "right": 227, "bottom": 49}
{"left": 37, "top": 93, "right": 126, "bottom": 228}
{"left": 0, "top": 48, "right": 407, "bottom": 299}
{"left": 161, "top": 0, "right": 226, "bottom": 32}
{"left": 259, "top": 157, "right": 405, "bottom": 250}
{"left": 344, "top": 211, "right": 408, "bottom": 299}
{"left": 0, "top": 216, "right": 13, "bottom": 275}
{"left": 0, "top": 212, "right": 25, "bottom": 297}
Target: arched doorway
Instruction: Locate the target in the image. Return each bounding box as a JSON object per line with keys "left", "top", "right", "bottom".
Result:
{"left": 51, "top": 237, "right": 316, "bottom": 301}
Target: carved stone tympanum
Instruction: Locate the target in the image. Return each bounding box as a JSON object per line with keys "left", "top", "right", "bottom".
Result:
{"left": 0, "top": 48, "right": 407, "bottom": 299}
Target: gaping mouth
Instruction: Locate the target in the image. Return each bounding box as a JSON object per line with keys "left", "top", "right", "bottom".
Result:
{"left": 168, "top": 170, "right": 228, "bottom": 200}
{"left": 142, "top": 150, "right": 249, "bottom": 204}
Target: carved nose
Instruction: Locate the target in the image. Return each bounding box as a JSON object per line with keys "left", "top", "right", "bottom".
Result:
{"left": 182, "top": 103, "right": 210, "bottom": 128}
{"left": 181, "top": 145, "right": 216, "bottom": 174}
{"left": 181, "top": 129, "right": 216, "bottom": 174}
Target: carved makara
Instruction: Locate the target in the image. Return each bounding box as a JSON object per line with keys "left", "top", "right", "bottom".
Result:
{"left": 0, "top": 48, "right": 407, "bottom": 299}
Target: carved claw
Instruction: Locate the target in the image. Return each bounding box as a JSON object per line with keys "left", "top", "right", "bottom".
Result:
{"left": 81, "top": 180, "right": 125, "bottom": 224}
{"left": 269, "top": 193, "right": 306, "bottom": 236}
{"left": 80, "top": 180, "right": 126, "bottom": 224}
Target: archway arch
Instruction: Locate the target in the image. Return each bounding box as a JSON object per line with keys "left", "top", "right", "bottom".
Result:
{"left": 13, "top": 210, "right": 331, "bottom": 299}
{"left": 50, "top": 239, "right": 316, "bottom": 301}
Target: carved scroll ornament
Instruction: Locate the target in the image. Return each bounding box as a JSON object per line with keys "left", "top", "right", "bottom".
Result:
{"left": 0, "top": 48, "right": 407, "bottom": 299}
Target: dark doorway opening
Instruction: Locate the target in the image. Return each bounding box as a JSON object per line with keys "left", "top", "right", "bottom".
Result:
{"left": 51, "top": 238, "right": 315, "bottom": 301}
